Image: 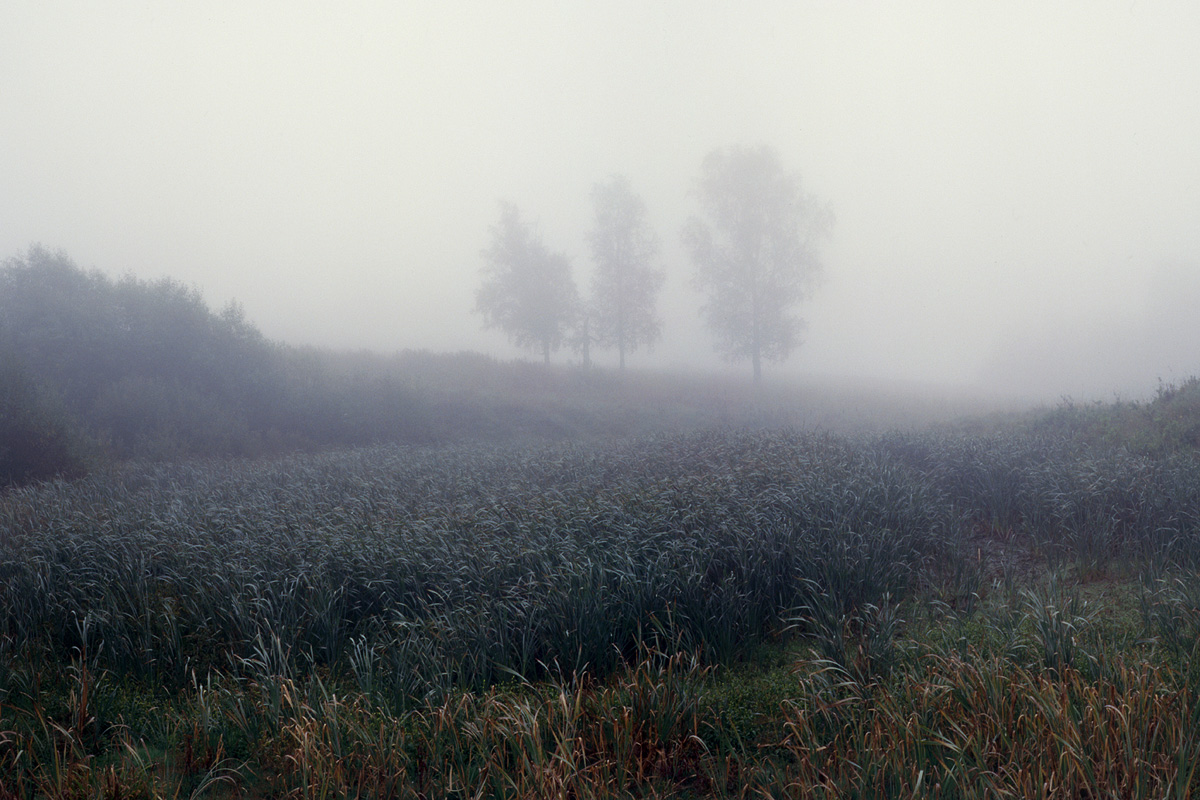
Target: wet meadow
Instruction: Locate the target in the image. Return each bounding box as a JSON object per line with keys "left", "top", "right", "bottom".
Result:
{"left": 5, "top": 410, "right": 1200, "bottom": 797}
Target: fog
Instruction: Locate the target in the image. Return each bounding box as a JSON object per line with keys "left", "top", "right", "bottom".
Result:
{"left": 4, "top": 2, "right": 1198, "bottom": 403}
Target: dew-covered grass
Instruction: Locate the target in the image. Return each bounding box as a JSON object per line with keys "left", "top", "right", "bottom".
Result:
{"left": 5, "top": 427, "right": 1200, "bottom": 796}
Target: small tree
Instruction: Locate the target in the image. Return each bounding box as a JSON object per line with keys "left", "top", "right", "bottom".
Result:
{"left": 569, "top": 308, "right": 597, "bottom": 370}
{"left": 682, "top": 145, "right": 832, "bottom": 384}
{"left": 475, "top": 203, "right": 578, "bottom": 364}
{"left": 587, "top": 176, "right": 664, "bottom": 371}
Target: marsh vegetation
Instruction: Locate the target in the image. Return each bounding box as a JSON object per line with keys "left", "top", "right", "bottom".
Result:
{"left": 5, "top": 397, "right": 1200, "bottom": 797}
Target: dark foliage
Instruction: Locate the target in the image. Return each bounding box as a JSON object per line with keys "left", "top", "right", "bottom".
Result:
{"left": 0, "top": 342, "right": 89, "bottom": 485}
{"left": 0, "top": 246, "right": 435, "bottom": 481}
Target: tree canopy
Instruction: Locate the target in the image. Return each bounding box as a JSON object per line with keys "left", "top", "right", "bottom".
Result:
{"left": 587, "top": 175, "right": 664, "bottom": 370}
{"left": 682, "top": 145, "right": 832, "bottom": 384}
{"left": 475, "top": 203, "right": 578, "bottom": 364}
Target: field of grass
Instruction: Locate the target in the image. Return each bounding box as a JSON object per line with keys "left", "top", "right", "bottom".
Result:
{"left": 4, "top": 422, "right": 1200, "bottom": 797}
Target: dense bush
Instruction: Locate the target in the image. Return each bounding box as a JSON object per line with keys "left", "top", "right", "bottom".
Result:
{"left": 1017, "top": 377, "right": 1200, "bottom": 456}
{"left": 0, "top": 345, "right": 89, "bottom": 486}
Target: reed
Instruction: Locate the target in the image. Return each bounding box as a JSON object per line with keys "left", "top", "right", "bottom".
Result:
{"left": 4, "top": 427, "right": 1200, "bottom": 795}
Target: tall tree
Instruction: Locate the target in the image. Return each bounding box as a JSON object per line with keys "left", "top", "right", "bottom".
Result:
{"left": 587, "top": 175, "right": 664, "bottom": 370}
{"left": 475, "top": 202, "right": 578, "bottom": 364}
{"left": 682, "top": 145, "right": 832, "bottom": 384}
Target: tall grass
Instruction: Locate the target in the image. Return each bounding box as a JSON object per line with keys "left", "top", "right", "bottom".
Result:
{"left": 0, "top": 431, "right": 952, "bottom": 706}
{"left": 6, "top": 429, "right": 1200, "bottom": 703}
{"left": 880, "top": 431, "right": 1200, "bottom": 568}
{"left": 6, "top": 427, "right": 1200, "bottom": 795}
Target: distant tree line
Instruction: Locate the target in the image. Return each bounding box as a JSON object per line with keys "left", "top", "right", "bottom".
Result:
{"left": 474, "top": 144, "right": 832, "bottom": 383}
{"left": 3, "top": 242, "right": 790, "bottom": 488}
{"left": 0, "top": 246, "right": 438, "bottom": 485}
{"left": 0, "top": 144, "right": 833, "bottom": 486}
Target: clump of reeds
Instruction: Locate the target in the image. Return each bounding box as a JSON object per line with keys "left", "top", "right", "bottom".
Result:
{"left": 777, "top": 647, "right": 1200, "bottom": 799}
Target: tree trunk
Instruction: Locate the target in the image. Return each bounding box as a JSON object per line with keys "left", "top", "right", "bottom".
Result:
{"left": 580, "top": 317, "right": 591, "bottom": 369}
{"left": 751, "top": 291, "right": 762, "bottom": 386}
{"left": 618, "top": 309, "right": 626, "bottom": 371}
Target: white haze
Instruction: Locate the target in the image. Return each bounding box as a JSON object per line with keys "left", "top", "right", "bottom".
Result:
{"left": 3, "top": 2, "right": 1198, "bottom": 402}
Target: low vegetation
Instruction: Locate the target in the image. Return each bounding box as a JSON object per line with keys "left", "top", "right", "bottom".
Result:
{"left": 4, "top": 423, "right": 1200, "bottom": 797}
{"left": 1029, "top": 378, "right": 1200, "bottom": 456}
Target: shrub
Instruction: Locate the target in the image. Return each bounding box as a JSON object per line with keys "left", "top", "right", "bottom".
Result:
{"left": 0, "top": 348, "right": 89, "bottom": 486}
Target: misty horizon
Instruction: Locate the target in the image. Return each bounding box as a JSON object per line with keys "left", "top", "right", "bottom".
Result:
{"left": 4, "top": 2, "right": 1198, "bottom": 403}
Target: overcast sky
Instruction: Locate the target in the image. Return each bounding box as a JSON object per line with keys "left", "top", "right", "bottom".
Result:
{"left": 3, "top": 2, "right": 1198, "bottom": 401}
